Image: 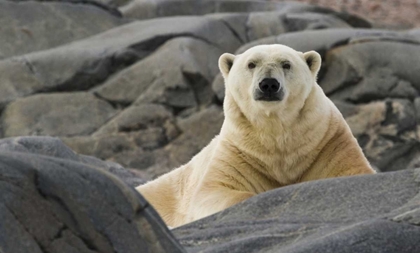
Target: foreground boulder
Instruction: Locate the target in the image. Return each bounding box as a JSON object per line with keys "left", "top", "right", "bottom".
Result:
{"left": 174, "top": 168, "right": 420, "bottom": 253}
{"left": 0, "top": 137, "right": 184, "bottom": 253}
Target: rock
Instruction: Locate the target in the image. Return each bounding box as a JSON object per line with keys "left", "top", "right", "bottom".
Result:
{"left": 174, "top": 169, "right": 420, "bottom": 253}
{"left": 2, "top": 92, "right": 117, "bottom": 137}
{"left": 114, "top": 106, "right": 224, "bottom": 179}
{"left": 236, "top": 28, "right": 409, "bottom": 55}
{"left": 93, "top": 104, "right": 174, "bottom": 136}
{"left": 0, "top": 0, "right": 126, "bottom": 59}
{"left": 321, "top": 41, "right": 420, "bottom": 102}
{"left": 0, "top": 136, "right": 145, "bottom": 187}
{"left": 0, "top": 16, "right": 241, "bottom": 107}
{"left": 344, "top": 99, "right": 419, "bottom": 172}
{"left": 407, "top": 28, "right": 420, "bottom": 39}
{"left": 0, "top": 47, "right": 140, "bottom": 108}
{"left": 244, "top": 11, "right": 288, "bottom": 41}
{"left": 282, "top": 12, "right": 350, "bottom": 31}
{"left": 211, "top": 74, "right": 225, "bottom": 103}
{"left": 121, "top": 0, "right": 370, "bottom": 29}
{"left": 207, "top": 13, "right": 249, "bottom": 43}
{"left": 62, "top": 134, "right": 138, "bottom": 160}
{"left": 164, "top": 106, "right": 224, "bottom": 170}
{"left": 63, "top": 104, "right": 182, "bottom": 174}
{"left": 94, "top": 37, "right": 222, "bottom": 106}
{"left": 110, "top": 149, "right": 156, "bottom": 171}
{"left": 0, "top": 150, "right": 184, "bottom": 252}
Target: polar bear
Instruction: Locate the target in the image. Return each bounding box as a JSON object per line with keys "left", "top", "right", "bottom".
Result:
{"left": 136, "top": 44, "right": 375, "bottom": 227}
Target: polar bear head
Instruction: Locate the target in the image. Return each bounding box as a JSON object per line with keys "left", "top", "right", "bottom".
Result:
{"left": 219, "top": 44, "right": 321, "bottom": 122}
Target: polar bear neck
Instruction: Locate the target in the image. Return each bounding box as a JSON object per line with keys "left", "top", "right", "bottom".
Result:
{"left": 222, "top": 85, "right": 331, "bottom": 141}
{"left": 220, "top": 85, "right": 334, "bottom": 184}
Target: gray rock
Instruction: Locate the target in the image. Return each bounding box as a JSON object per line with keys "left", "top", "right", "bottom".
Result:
{"left": 322, "top": 41, "right": 420, "bottom": 101}
{"left": 344, "top": 99, "right": 418, "bottom": 172}
{"left": 236, "top": 28, "right": 410, "bottom": 55}
{"left": 245, "top": 11, "right": 288, "bottom": 41}
{"left": 0, "top": 150, "right": 184, "bottom": 252}
{"left": 164, "top": 105, "right": 224, "bottom": 170}
{"left": 207, "top": 13, "right": 249, "bottom": 43}
{"left": 0, "top": 0, "right": 127, "bottom": 59}
{"left": 94, "top": 37, "right": 223, "bottom": 106}
{"left": 174, "top": 169, "right": 420, "bottom": 253}
{"left": 111, "top": 149, "right": 160, "bottom": 171}
{"left": 211, "top": 74, "right": 225, "bottom": 103}
{"left": 93, "top": 104, "right": 174, "bottom": 136}
{"left": 0, "top": 136, "right": 145, "bottom": 187}
{"left": 118, "top": 106, "right": 224, "bottom": 179}
{"left": 121, "top": 0, "right": 370, "bottom": 29}
{"left": 63, "top": 104, "right": 181, "bottom": 173}
{"left": 282, "top": 12, "right": 350, "bottom": 31}
{"left": 0, "top": 16, "right": 240, "bottom": 107}
{"left": 62, "top": 134, "right": 138, "bottom": 160}
{"left": 2, "top": 92, "right": 117, "bottom": 137}
{"left": 240, "top": 10, "right": 350, "bottom": 42}
{"left": 407, "top": 28, "right": 420, "bottom": 39}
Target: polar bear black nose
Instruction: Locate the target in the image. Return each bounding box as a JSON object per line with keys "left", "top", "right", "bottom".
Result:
{"left": 259, "top": 78, "right": 280, "bottom": 93}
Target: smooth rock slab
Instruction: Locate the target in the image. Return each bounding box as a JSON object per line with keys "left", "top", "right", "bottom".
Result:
{"left": 0, "top": 150, "right": 184, "bottom": 253}
{"left": 0, "top": 0, "right": 126, "bottom": 59}
{"left": 2, "top": 92, "right": 117, "bottom": 137}
{"left": 95, "top": 37, "right": 223, "bottom": 106}
{"left": 174, "top": 169, "right": 420, "bottom": 253}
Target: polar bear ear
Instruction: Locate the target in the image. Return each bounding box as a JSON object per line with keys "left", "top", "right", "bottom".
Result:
{"left": 303, "top": 51, "right": 321, "bottom": 77}
{"left": 219, "top": 53, "right": 236, "bottom": 79}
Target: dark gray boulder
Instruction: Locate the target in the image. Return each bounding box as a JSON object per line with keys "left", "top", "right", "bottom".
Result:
{"left": 0, "top": 0, "right": 127, "bottom": 59}
{"left": 0, "top": 149, "right": 185, "bottom": 252}
{"left": 174, "top": 169, "right": 420, "bottom": 253}
{"left": 0, "top": 136, "right": 145, "bottom": 187}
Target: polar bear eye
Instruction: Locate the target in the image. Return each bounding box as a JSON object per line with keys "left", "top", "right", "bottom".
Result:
{"left": 248, "top": 62, "right": 256, "bottom": 69}
{"left": 282, "top": 62, "right": 291, "bottom": 70}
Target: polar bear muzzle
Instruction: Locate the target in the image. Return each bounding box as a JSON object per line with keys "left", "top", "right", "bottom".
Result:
{"left": 254, "top": 78, "right": 284, "bottom": 102}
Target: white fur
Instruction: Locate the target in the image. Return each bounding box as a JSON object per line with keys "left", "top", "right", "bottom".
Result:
{"left": 136, "top": 44, "right": 375, "bottom": 227}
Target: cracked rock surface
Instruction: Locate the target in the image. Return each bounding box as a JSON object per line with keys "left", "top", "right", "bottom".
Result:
{"left": 0, "top": 137, "right": 184, "bottom": 253}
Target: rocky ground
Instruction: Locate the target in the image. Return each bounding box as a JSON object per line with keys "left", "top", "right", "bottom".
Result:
{"left": 291, "top": 0, "right": 420, "bottom": 29}
{"left": 1, "top": 0, "right": 420, "bottom": 252}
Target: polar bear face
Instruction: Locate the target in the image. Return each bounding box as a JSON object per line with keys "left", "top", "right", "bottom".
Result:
{"left": 219, "top": 44, "right": 321, "bottom": 119}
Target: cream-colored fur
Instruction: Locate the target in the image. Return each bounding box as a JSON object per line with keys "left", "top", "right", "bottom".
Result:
{"left": 136, "top": 44, "right": 375, "bottom": 227}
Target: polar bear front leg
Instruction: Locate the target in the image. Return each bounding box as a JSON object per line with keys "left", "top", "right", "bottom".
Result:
{"left": 188, "top": 187, "right": 254, "bottom": 222}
